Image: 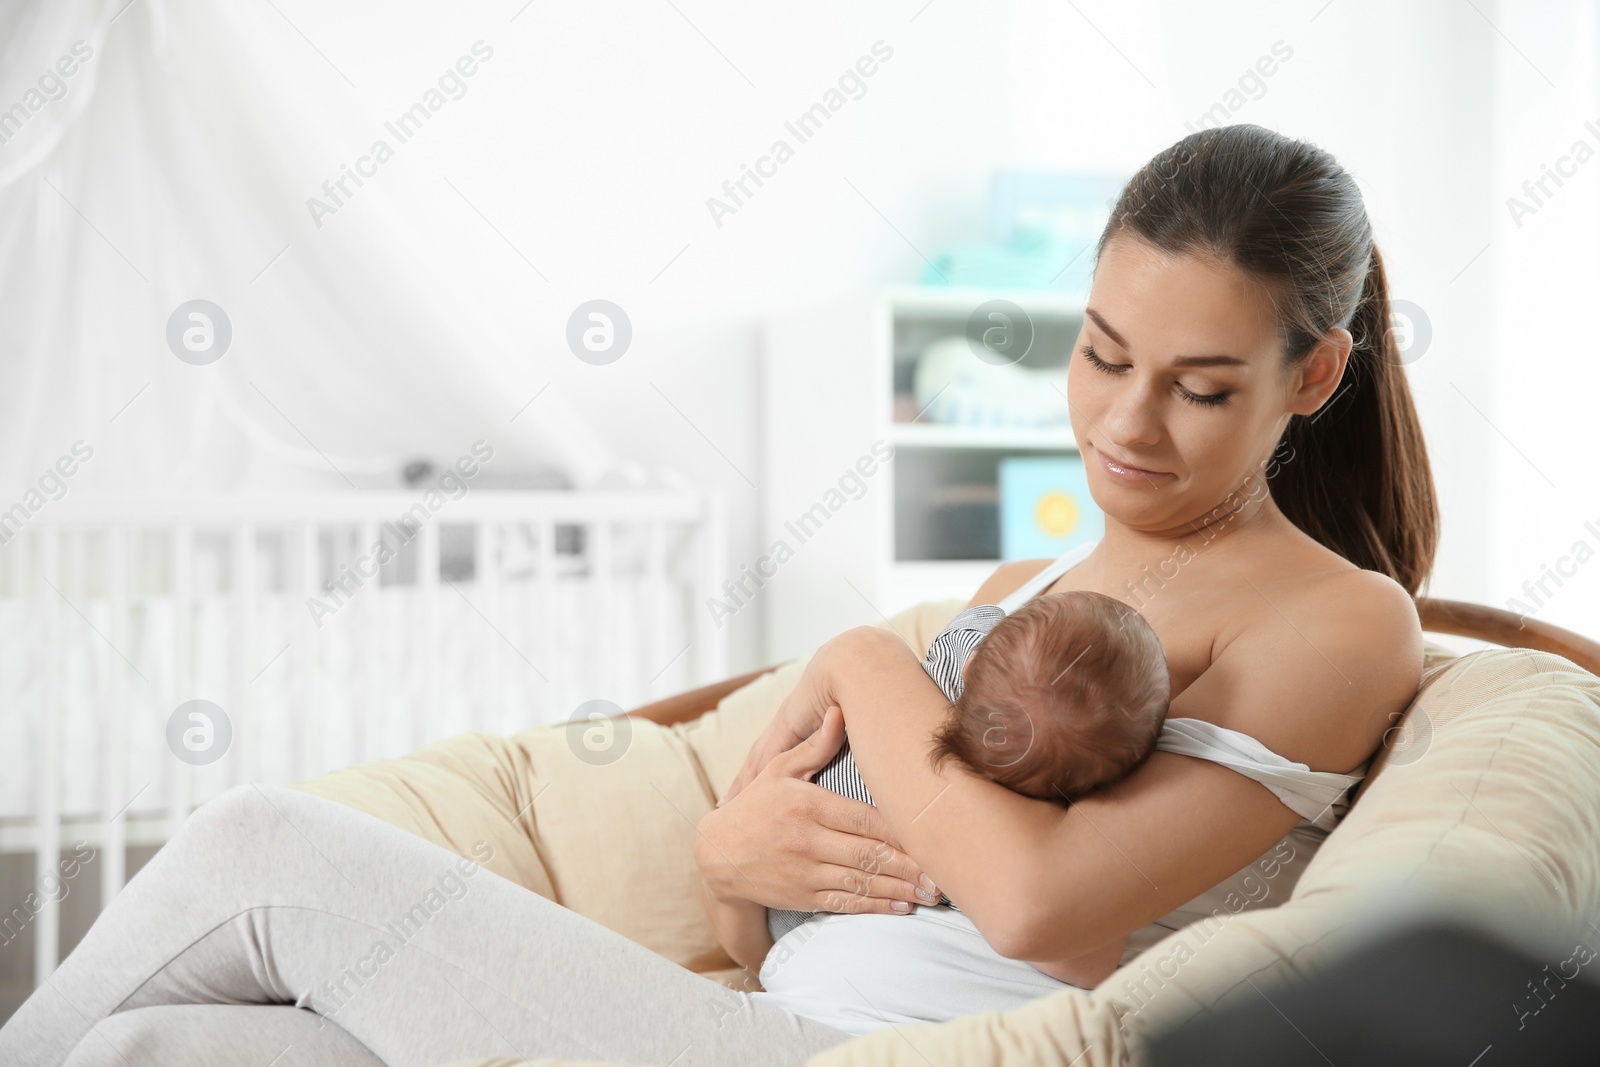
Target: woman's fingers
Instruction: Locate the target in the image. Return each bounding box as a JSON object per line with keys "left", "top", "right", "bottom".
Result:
{"left": 775, "top": 712, "right": 941, "bottom": 910}
{"left": 808, "top": 760, "right": 911, "bottom": 852}
{"left": 772, "top": 704, "right": 847, "bottom": 782}
{"left": 718, "top": 701, "right": 836, "bottom": 808}
{"left": 720, "top": 758, "right": 758, "bottom": 806}
{"left": 720, "top": 709, "right": 825, "bottom": 805}
{"left": 705, "top": 704, "right": 941, "bottom": 917}
{"left": 808, "top": 796, "right": 940, "bottom": 912}
{"left": 812, "top": 853, "right": 938, "bottom": 914}
{"left": 720, "top": 722, "right": 800, "bottom": 806}
{"left": 812, "top": 846, "right": 936, "bottom": 913}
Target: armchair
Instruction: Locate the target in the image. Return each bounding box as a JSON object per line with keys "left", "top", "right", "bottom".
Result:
{"left": 283, "top": 596, "right": 1600, "bottom": 1067}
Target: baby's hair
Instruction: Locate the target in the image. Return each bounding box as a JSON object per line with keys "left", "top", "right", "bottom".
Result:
{"left": 928, "top": 590, "right": 1170, "bottom": 801}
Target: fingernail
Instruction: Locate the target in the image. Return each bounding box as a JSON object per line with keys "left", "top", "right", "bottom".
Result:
{"left": 919, "top": 874, "right": 938, "bottom": 894}
{"left": 891, "top": 901, "right": 911, "bottom": 913}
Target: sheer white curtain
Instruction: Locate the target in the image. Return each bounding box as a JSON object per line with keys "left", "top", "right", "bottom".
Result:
{"left": 1484, "top": 0, "right": 1600, "bottom": 634}
{"left": 0, "top": 0, "right": 618, "bottom": 496}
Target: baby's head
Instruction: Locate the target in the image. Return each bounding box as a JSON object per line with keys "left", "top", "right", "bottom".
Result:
{"left": 928, "top": 591, "right": 1170, "bottom": 803}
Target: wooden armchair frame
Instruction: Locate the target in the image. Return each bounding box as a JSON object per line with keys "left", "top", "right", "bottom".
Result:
{"left": 625, "top": 598, "right": 1600, "bottom": 729}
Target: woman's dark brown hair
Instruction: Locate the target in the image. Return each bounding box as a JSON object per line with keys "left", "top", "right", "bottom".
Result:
{"left": 1100, "top": 123, "right": 1439, "bottom": 596}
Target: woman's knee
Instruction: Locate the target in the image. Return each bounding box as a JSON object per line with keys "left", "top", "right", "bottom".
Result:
{"left": 165, "top": 783, "right": 320, "bottom": 862}
{"left": 173, "top": 783, "right": 275, "bottom": 842}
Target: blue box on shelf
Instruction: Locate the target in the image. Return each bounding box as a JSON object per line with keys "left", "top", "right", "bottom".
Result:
{"left": 917, "top": 171, "right": 1130, "bottom": 290}
{"left": 989, "top": 172, "right": 1128, "bottom": 292}
{"left": 998, "top": 454, "right": 1103, "bottom": 561}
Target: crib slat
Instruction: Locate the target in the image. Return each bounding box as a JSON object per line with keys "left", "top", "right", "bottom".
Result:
{"left": 419, "top": 519, "right": 440, "bottom": 752}
{"left": 1, "top": 528, "right": 16, "bottom": 597}
{"left": 478, "top": 520, "right": 503, "bottom": 733}
{"left": 594, "top": 520, "right": 615, "bottom": 702}
{"left": 538, "top": 520, "right": 557, "bottom": 722}
{"left": 332, "top": 525, "right": 356, "bottom": 768}
{"left": 169, "top": 526, "right": 194, "bottom": 836}
{"left": 233, "top": 524, "right": 257, "bottom": 786}
{"left": 102, "top": 526, "right": 127, "bottom": 903}
{"left": 300, "top": 523, "right": 319, "bottom": 780}
{"left": 646, "top": 520, "right": 667, "bottom": 697}
{"left": 697, "top": 493, "right": 729, "bottom": 684}
{"left": 36, "top": 528, "right": 62, "bottom": 983}
{"left": 360, "top": 521, "right": 381, "bottom": 762}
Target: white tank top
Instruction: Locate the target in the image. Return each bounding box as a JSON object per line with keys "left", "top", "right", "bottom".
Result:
{"left": 750, "top": 540, "right": 1370, "bottom": 1037}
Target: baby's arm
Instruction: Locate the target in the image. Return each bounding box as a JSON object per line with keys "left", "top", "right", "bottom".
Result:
{"left": 1023, "top": 934, "right": 1129, "bottom": 988}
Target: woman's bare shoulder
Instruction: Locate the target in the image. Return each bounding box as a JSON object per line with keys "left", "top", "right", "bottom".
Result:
{"left": 1195, "top": 558, "right": 1425, "bottom": 773}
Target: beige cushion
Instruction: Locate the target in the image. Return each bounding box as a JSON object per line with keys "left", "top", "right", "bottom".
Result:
{"left": 294, "top": 603, "right": 1600, "bottom": 1067}
{"left": 292, "top": 600, "right": 960, "bottom": 997}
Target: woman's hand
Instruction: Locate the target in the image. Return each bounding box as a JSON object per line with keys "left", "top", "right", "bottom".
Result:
{"left": 696, "top": 705, "right": 941, "bottom": 917}
{"left": 720, "top": 632, "right": 855, "bottom": 806}
{"left": 718, "top": 696, "right": 823, "bottom": 809}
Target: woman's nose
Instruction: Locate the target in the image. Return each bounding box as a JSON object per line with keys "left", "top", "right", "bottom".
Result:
{"left": 1100, "top": 382, "right": 1164, "bottom": 448}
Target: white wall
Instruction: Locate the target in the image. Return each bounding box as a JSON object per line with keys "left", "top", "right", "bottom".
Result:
{"left": 120, "top": 0, "right": 1600, "bottom": 663}
{"left": 1484, "top": 2, "right": 1600, "bottom": 642}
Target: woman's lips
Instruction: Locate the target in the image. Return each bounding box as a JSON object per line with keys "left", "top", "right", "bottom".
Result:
{"left": 1093, "top": 446, "right": 1171, "bottom": 484}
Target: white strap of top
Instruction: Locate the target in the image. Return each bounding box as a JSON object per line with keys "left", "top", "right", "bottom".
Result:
{"left": 1156, "top": 717, "right": 1367, "bottom": 832}
{"left": 995, "top": 541, "right": 1098, "bottom": 614}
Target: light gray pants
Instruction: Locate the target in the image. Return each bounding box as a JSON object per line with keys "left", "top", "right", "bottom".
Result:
{"left": 0, "top": 784, "right": 854, "bottom": 1067}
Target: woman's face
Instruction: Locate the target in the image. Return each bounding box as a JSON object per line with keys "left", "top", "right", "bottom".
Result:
{"left": 1067, "top": 232, "right": 1346, "bottom": 538}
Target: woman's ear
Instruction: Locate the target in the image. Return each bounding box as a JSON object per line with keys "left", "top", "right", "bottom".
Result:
{"left": 1289, "top": 326, "right": 1353, "bottom": 418}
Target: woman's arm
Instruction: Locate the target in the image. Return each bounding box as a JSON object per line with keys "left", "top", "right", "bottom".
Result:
{"left": 1027, "top": 935, "right": 1129, "bottom": 987}
{"left": 830, "top": 569, "right": 1423, "bottom": 961}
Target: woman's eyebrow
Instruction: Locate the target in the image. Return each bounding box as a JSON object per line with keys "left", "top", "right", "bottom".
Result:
{"left": 1085, "top": 308, "right": 1249, "bottom": 368}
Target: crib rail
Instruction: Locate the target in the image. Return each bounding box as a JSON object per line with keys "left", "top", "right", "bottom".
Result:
{"left": 0, "top": 490, "right": 727, "bottom": 988}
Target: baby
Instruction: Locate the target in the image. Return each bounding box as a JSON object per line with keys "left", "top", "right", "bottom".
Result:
{"left": 925, "top": 590, "right": 1171, "bottom": 804}
{"left": 766, "top": 589, "right": 1172, "bottom": 976}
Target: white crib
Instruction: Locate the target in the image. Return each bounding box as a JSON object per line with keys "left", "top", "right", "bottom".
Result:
{"left": 0, "top": 489, "right": 728, "bottom": 987}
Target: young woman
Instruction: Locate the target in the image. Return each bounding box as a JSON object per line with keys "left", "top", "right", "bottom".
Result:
{"left": 1, "top": 124, "right": 1435, "bottom": 1066}
{"left": 697, "top": 122, "right": 1435, "bottom": 1034}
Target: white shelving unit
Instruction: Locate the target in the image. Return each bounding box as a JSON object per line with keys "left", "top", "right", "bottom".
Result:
{"left": 889, "top": 423, "right": 1081, "bottom": 450}
{"left": 760, "top": 285, "right": 1089, "bottom": 662}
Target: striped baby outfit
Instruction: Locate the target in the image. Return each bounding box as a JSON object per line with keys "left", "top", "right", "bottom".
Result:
{"left": 765, "top": 604, "right": 1008, "bottom": 943}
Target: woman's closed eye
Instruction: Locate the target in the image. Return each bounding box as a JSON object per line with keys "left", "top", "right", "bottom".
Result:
{"left": 1079, "top": 343, "right": 1231, "bottom": 408}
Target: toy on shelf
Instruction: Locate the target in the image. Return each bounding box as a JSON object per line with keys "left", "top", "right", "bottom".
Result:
{"left": 911, "top": 335, "right": 1071, "bottom": 427}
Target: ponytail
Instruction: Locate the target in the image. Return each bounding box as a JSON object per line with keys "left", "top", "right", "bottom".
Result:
{"left": 1270, "top": 244, "right": 1439, "bottom": 596}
